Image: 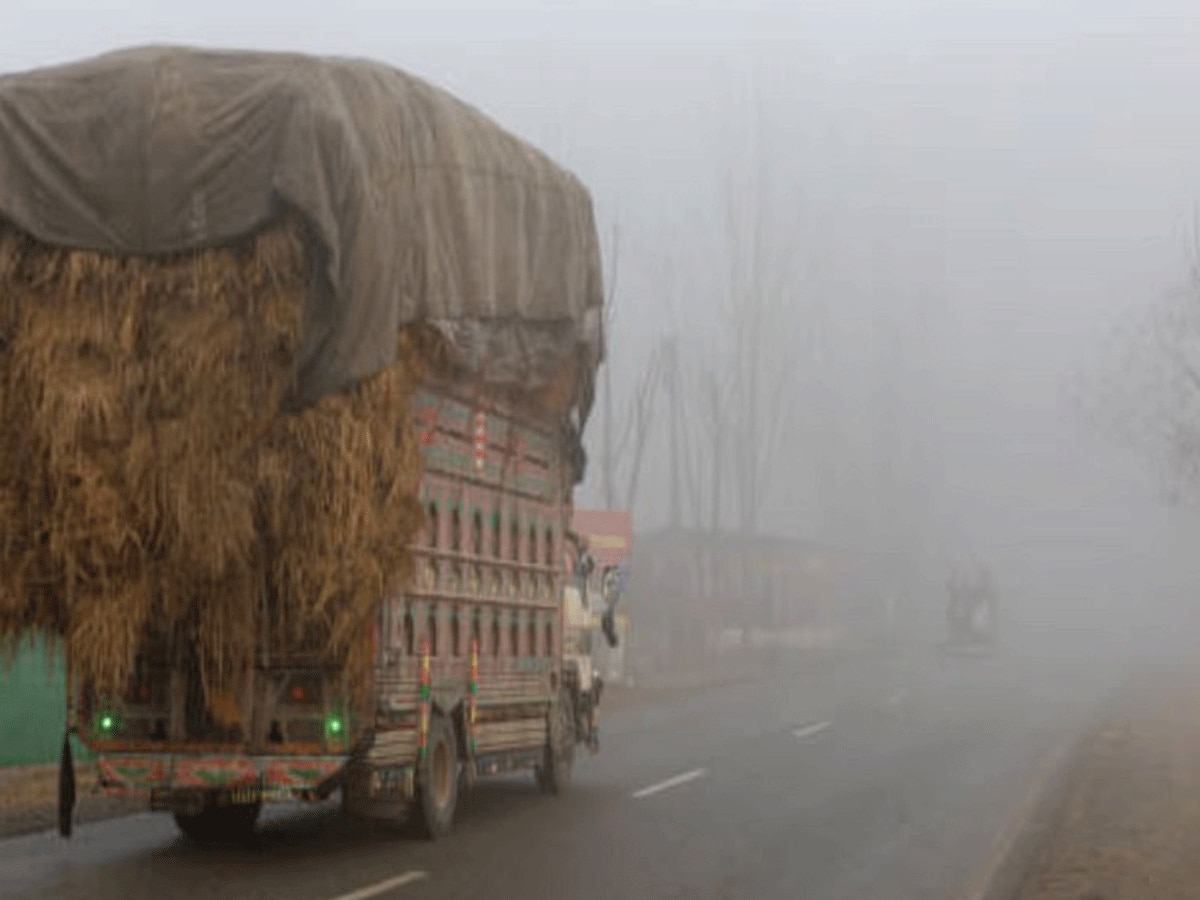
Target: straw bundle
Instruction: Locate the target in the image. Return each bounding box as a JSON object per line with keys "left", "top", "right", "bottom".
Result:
{"left": 0, "top": 216, "right": 425, "bottom": 724}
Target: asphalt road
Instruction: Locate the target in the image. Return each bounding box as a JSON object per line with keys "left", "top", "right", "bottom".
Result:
{"left": 0, "top": 642, "right": 1128, "bottom": 900}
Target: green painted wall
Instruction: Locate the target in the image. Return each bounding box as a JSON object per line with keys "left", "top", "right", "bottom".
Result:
{"left": 0, "top": 638, "right": 67, "bottom": 766}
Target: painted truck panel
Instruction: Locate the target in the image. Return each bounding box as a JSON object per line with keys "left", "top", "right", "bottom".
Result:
{"left": 79, "top": 382, "right": 578, "bottom": 818}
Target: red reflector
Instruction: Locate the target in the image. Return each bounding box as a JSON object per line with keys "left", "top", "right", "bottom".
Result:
{"left": 289, "top": 685, "right": 307, "bottom": 703}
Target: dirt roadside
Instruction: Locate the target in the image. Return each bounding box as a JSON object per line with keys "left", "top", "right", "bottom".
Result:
{"left": 0, "top": 762, "right": 143, "bottom": 841}
{"left": 1010, "top": 664, "right": 1200, "bottom": 900}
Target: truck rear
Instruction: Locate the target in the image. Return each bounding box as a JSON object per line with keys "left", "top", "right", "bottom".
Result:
{"left": 81, "top": 383, "right": 596, "bottom": 839}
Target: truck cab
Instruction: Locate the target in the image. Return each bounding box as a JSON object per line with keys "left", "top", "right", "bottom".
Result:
{"left": 561, "top": 537, "right": 616, "bottom": 752}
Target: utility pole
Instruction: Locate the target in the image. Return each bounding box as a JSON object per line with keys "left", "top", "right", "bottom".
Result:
{"left": 602, "top": 344, "right": 614, "bottom": 509}
{"left": 665, "top": 337, "right": 683, "bottom": 530}
{"left": 708, "top": 367, "right": 725, "bottom": 534}
{"left": 601, "top": 224, "right": 620, "bottom": 510}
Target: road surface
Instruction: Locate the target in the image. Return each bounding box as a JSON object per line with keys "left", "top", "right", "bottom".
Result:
{"left": 0, "top": 643, "right": 1126, "bottom": 900}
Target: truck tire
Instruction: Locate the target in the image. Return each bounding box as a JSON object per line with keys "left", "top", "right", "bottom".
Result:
{"left": 173, "top": 802, "right": 261, "bottom": 844}
{"left": 414, "top": 713, "right": 458, "bottom": 839}
{"left": 535, "top": 690, "right": 575, "bottom": 796}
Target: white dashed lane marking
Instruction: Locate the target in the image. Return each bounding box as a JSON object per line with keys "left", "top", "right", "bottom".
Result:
{"left": 326, "top": 870, "right": 429, "bottom": 900}
{"left": 631, "top": 768, "right": 709, "bottom": 799}
{"left": 792, "top": 721, "right": 832, "bottom": 741}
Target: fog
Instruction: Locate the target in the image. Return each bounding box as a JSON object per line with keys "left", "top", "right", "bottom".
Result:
{"left": 8, "top": 0, "right": 1200, "bottom": 659}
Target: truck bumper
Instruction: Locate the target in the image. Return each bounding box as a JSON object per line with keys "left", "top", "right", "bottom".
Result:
{"left": 95, "top": 753, "right": 344, "bottom": 806}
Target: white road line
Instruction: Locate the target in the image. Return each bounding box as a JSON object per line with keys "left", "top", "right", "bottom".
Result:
{"left": 632, "top": 768, "right": 708, "bottom": 799}
{"left": 792, "top": 720, "right": 832, "bottom": 741}
{"left": 327, "top": 870, "right": 429, "bottom": 900}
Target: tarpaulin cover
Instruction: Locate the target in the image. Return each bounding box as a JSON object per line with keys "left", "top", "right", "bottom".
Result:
{"left": 0, "top": 45, "right": 604, "bottom": 422}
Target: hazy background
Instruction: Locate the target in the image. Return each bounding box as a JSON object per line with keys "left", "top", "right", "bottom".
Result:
{"left": 8, "top": 0, "right": 1200, "bottom": 653}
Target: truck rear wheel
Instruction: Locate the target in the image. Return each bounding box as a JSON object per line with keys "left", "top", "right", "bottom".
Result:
{"left": 535, "top": 690, "right": 575, "bottom": 796}
{"left": 414, "top": 713, "right": 458, "bottom": 839}
{"left": 173, "top": 802, "right": 261, "bottom": 844}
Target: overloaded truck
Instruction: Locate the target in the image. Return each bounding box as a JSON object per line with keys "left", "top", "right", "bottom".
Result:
{"left": 0, "top": 46, "right": 606, "bottom": 841}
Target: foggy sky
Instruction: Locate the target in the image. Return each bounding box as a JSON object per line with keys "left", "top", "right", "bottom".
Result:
{"left": 8, "top": 0, "right": 1200, "bottom": 635}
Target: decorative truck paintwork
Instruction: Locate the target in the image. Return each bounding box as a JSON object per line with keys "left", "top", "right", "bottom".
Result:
{"left": 80, "top": 383, "right": 597, "bottom": 838}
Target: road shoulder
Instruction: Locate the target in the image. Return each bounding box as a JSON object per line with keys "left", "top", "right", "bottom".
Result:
{"left": 1000, "top": 665, "right": 1200, "bottom": 900}
{"left": 0, "top": 761, "right": 143, "bottom": 841}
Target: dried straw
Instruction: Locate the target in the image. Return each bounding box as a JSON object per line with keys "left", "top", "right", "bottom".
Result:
{"left": 0, "top": 215, "right": 426, "bottom": 724}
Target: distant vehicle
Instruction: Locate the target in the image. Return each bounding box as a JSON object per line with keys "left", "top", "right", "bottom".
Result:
{"left": 945, "top": 565, "right": 998, "bottom": 651}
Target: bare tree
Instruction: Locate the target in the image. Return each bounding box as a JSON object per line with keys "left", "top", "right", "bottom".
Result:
{"left": 693, "top": 358, "right": 734, "bottom": 532}
{"left": 1086, "top": 211, "right": 1200, "bottom": 502}
{"left": 617, "top": 343, "right": 666, "bottom": 512}
{"left": 591, "top": 221, "right": 672, "bottom": 517}
{"left": 719, "top": 149, "right": 805, "bottom": 537}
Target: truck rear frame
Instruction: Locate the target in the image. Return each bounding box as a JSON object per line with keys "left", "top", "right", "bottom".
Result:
{"left": 69, "top": 381, "right": 597, "bottom": 840}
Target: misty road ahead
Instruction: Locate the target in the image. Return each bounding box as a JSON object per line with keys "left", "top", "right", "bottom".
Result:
{"left": 1, "top": 644, "right": 1129, "bottom": 900}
